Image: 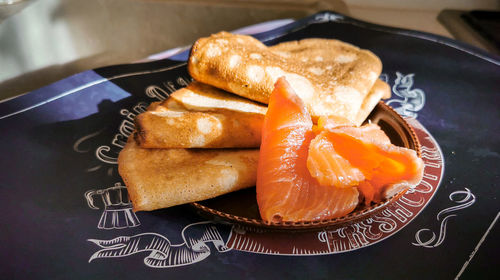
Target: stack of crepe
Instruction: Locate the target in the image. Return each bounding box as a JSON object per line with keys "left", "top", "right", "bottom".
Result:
{"left": 119, "top": 32, "right": 391, "bottom": 212}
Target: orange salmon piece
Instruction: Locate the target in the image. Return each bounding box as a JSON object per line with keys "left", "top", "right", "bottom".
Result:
{"left": 317, "top": 115, "right": 354, "bottom": 129}
{"left": 307, "top": 134, "right": 365, "bottom": 188}
{"left": 307, "top": 125, "right": 424, "bottom": 205}
{"left": 256, "top": 77, "right": 359, "bottom": 223}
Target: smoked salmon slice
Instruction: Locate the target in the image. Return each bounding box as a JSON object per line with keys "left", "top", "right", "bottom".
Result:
{"left": 256, "top": 77, "right": 359, "bottom": 223}
{"left": 307, "top": 124, "right": 424, "bottom": 205}
{"left": 307, "top": 134, "right": 365, "bottom": 188}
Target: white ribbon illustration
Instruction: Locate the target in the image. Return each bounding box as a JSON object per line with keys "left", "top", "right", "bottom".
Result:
{"left": 88, "top": 221, "right": 231, "bottom": 268}
{"left": 413, "top": 188, "right": 476, "bottom": 248}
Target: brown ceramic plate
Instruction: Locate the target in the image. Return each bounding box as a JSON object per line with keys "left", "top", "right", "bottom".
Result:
{"left": 191, "top": 101, "right": 421, "bottom": 230}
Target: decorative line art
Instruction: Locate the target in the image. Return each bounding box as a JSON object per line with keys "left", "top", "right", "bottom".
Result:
{"left": 73, "top": 129, "right": 108, "bottom": 173}
{"left": 413, "top": 188, "right": 476, "bottom": 248}
{"left": 94, "top": 105, "right": 145, "bottom": 166}
{"left": 313, "top": 13, "right": 345, "bottom": 23}
{"left": 145, "top": 85, "right": 171, "bottom": 101}
{"left": 95, "top": 146, "right": 119, "bottom": 165}
{"left": 88, "top": 221, "right": 231, "bottom": 268}
{"left": 386, "top": 72, "right": 426, "bottom": 118}
{"left": 145, "top": 77, "right": 191, "bottom": 101}
{"left": 421, "top": 144, "right": 443, "bottom": 161}
{"left": 94, "top": 77, "right": 191, "bottom": 167}
{"left": 73, "top": 129, "right": 104, "bottom": 153}
{"left": 85, "top": 182, "right": 140, "bottom": 230}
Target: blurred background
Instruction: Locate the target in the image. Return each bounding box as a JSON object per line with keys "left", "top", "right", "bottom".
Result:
{"left": 0, "top": 0, "right": 498, "bottom": 100}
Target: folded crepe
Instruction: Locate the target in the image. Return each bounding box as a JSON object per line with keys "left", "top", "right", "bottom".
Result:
{"left": 135, "top": 82, "right": 266, "bottom": 148}
{"left": 355, "top": 79, "right": 390, "bottom": 125}
{"left": 118, "top": 137, "right": 259, "bottom": 211}
{"left": 188, "top": 32, "right": 387, "bottom": 125}
{"left": 135, "top": 80, "right": 389, "bottom": 149}
{"left": 270, "top": 40, "right": 390, "bottom": 125}
{"left": 163, "top": 81, "right": 267, "bottom": 113}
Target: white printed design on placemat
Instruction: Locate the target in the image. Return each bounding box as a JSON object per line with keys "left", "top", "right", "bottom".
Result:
{"left": 88, "top": 222, "right": 231, "bottom": 268}
{"left": 89, "top": 75, "right": 192, "bottom": 170}
{"left": 85, "top": 182, "right": 140, "bottom": 230}
{"left": 413, "top": 188, "right": 476, "bottom": 248}
{"left": 382, "top": 72, "right": 425, "bottom": 118}
{"left": 313, "top": 12, "right": 345, "bottom": 23}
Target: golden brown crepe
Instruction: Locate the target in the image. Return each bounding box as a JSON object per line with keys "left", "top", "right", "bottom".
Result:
{"left": 135, "top": 108, "right": 264, "bottom": 148}
{"left": 188, "top": 32, "right": 384, "bottom": 124}
{"left": 163, "top": 81, "right": 267, "bottom": 113}
{"left": 355, "top": 79, "right": 391, "bottom": 125}
{"left": 118, "top": 138, "right": 259, "bottom": 211}
{"left": 134, "top": 82, "right": 266, "bottom": 148}
{"left": 270, "top": 40, "right": 390, "bottom": 125}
